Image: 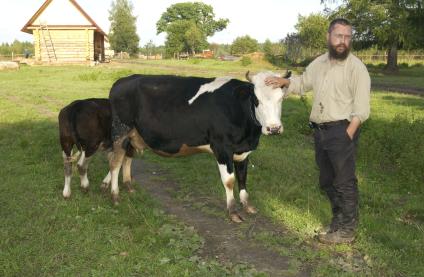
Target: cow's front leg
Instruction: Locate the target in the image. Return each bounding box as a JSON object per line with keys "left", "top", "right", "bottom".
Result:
{"left": 234, "top": 158, "right": 257, "bottom": 214}
{"left": 109, "top": 139, "right": 126, "bottom": 205}
{"left": 214, "top": 148, "right": 243, "bottom": 223}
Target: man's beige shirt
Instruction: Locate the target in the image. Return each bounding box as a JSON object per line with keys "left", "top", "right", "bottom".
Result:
{"left": 287, "top": 52, "right": 371, "bottom": 124}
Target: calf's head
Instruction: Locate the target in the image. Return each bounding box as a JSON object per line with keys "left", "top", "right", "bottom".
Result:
{"left": 246, "top": 71, "right": 291, "bottom": 135}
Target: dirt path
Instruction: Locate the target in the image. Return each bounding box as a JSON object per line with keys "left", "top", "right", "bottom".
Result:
{"left": 132, "top": 159, "right": 311, "bottom": 277}
{"left": 372, "top": 83, "right": 424, "bottom": 96}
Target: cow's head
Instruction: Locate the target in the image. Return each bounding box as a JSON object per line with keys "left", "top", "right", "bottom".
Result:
{"left": 246, "top": 71, "right": 291, "bottom": 135}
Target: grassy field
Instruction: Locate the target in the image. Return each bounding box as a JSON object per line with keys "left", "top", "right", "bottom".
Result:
{"left": 0, "top": 59, "right": 423, "bottom": 276}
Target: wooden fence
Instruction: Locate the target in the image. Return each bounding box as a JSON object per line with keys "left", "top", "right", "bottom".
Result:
{"left": 356, "top": 54, "right": 424, "bottom": 64}
{"left": 0, "top": 54, "right": 26, "bottom": 61}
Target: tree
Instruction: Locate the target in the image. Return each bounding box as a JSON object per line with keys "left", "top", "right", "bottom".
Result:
{"left": 282, "top": 33, "right": 303, "bottom": 64}
{"left": 108, "top": 0, "right": 140, "bottom": 56}
{"left": 295, "top": 13, "right": 328, "bottom": 56}
{"left": 157, "top": 2, "right": 228, "bottom": 56}
{"left": 184, "top": 22, "right": 207, "bottom": 55}
{"left": 141, "top": 40, "right": 156, "bottom": 57}
{"left": 323, "top": 0, "right": 424, "bottom": 72}
{"left": 231, "top": 35, "right": 259, "bottom": 55}
{"left": 262, "top": 39, "right": 286, "bottom": 66}
{"left": 0, "top": 40, "right": 34, "bottom": 56}
{"left": 163, "top": 20, "right": 191, "bottom": 57}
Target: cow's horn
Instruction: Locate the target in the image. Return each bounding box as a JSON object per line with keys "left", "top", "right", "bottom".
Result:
{"left": 284, "top": 70, "right": 292, "bottom": 79}
{"left": 245, "top": 71, "right": 253, "bottom": 82}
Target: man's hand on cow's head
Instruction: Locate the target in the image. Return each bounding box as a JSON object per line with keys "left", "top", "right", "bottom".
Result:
{"left": 264, "top": 76, "right": 290, "bottom": 89}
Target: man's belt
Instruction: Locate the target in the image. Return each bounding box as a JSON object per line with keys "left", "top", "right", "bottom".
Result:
{"left": 309, "top": 120, "right": 349, "bottom": 130}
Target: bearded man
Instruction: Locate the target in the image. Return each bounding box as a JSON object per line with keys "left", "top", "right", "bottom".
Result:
{"left": 265, "top": 18, "right": 370, "bottom": 244}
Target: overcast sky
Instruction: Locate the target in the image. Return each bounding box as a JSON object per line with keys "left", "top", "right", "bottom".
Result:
{"left": 0, "top": 0, "right": 332, "bottom": 46}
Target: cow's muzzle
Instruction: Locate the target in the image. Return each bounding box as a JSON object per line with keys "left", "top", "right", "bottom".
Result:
{"left": 266, "top": 125, "right": 282, "bottom": 135}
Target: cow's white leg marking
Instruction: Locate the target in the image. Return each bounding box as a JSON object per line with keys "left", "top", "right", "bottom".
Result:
{"left": 102, "top": 171, "right": 111, "bottom": 188}
{"left": 77, "top": 150, "right": 85, "bottom": 167}
{"left": 101, "top": 152, "right": 113, "bottom": 191}
{"left": 77, "top": 156, "right": 91, "bottom": 191}
{"left": 240, "top": 188, "right": 257, "bottom": 214}
{"left": 62, "top": 151, "right": 72, "bottom": 198}
{"left": 188, "top": 77, "right": 232, "bottom": 105}
{"left": 240, "top": 189, "right": 249, "bottom": 206}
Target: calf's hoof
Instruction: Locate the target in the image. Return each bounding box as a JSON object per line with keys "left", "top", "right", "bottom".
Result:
{"left": 63, "top": 189, "right": 71, "bottom": 199}
{"left": 100, "top": 182, "right": 109, "bottom": 193}
{"left": 80, "top": 187, "right": 89, "bottom": 193}
{"left": 229, "top": 212, "right": 244, "bottom": 223}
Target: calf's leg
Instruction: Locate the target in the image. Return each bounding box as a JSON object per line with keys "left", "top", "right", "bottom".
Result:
{"left": 77, "top": 151, "right": 91, "bottom": 192}
{"left": 62, "top": 151, "right": 73, "bottom": 198}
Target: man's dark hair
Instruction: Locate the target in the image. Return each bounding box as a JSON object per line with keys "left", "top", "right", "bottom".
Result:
{"left": 328, "top": 18, "right": 351, "bottom": 33}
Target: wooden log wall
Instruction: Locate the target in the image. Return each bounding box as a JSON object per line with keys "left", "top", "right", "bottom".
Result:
{"left": 33, "top": 29, "right": 95, "bottom": 62}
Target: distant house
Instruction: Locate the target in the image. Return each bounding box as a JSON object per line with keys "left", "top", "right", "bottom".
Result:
{"left": 21, "top": 0, "right": 109, "bottom": 63}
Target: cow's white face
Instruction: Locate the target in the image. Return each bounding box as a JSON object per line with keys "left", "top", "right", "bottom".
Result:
{"left": 250, "top": 72, "right": 287, "bottom": 135}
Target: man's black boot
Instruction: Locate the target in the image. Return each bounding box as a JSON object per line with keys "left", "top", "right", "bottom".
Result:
{"left": 318, "top": 228, "right": 355, "bottom": 244}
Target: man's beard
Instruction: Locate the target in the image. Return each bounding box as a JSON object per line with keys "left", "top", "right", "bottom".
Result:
{"left": 328, "top": 42, "right": 350, "bottom": 60}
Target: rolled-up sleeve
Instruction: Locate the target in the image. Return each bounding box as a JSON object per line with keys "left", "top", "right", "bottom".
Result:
{"left": 350, "top": 64, "right": 371, "bottom": 123}
{"left": 287, "top": 65, "right": 313, "bottom": 96}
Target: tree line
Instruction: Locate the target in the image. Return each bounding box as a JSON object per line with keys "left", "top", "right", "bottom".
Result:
{"left": 0, "top": 40, "right": 34, "bottom": 57}
{"left": 3, "top": 0, "right": 422, "bottom": 72}
{"left": 110, "top": 0, "right": 423, "bottom": 71}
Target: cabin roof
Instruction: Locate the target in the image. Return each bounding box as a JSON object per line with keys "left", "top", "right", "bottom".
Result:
{"left": 21, "top": 0, "right": 107, "bottom": 37}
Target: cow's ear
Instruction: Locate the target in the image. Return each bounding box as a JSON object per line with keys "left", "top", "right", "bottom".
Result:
{"left": 234, "top": 84, "right": 254, "bottom": 100}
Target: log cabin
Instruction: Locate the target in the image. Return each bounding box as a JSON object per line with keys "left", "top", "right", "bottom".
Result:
{"left": 21, "top": 0, "right": 109, "bottom": 63}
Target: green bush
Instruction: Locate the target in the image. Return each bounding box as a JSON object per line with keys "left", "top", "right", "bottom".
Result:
{"left": 241, "top": 56, "right": 252, "bottom": 66}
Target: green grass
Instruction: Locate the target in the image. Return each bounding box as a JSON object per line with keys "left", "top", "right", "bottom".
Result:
{"left": 0, "top": 65, "right": 262, "bottom": 276}
{"left": 367, "top": 64, "right": 424, "bottom": 89}
{"left": 1, "top": 60, "right": 423, "bottom": 276}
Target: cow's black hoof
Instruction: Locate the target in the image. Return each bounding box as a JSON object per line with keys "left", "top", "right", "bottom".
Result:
{"left": 230, "top": 212, "right": 244, "bottom": 223}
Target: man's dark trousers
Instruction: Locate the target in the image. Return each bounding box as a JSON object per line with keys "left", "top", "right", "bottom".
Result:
{"left": 313, "top": 121, "right": 360, "bottom": 232}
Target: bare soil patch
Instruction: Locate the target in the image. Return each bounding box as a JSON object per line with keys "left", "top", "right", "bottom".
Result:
{"left": 132, "top": 159, "right": 311, "bottom": 276}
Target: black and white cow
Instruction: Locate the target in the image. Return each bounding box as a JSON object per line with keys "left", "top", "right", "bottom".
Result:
{"left": 58, "top": 98, "right": 135, "bottom": 198}
{"left": 108, "top": 71, "right": 291, "bottom": 222}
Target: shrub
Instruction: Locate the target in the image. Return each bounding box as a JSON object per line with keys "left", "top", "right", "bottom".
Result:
{"left": 241, "top": 56, "right": 252, "bottom": 66}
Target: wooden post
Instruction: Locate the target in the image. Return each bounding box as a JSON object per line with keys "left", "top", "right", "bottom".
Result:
{"left": 86, "top": 29, "right": 89, "bottom": 60}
